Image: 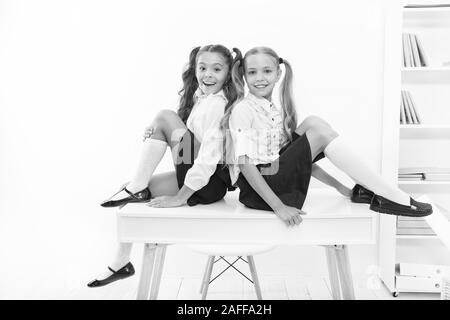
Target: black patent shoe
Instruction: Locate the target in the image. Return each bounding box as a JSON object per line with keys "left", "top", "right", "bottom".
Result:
{"left": 87, "top": 262, "right": 135, "bottom": 288}
{"left": 101, "top": 186, "right": 151, "bottom": 208}
{"left": 370, "top": 195, "right": 433, "bottom": 217}
{"left": 350, "top": 184, "right": 375, "bottom": 204}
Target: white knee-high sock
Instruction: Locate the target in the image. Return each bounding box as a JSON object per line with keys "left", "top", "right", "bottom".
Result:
{"left": 127, "top": 138, "right": 167, "bottom": 192}
{"left": 323, "top": 136, "right": 410, "bottom": 206}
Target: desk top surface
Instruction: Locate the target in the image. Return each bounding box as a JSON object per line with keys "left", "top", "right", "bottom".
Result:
{"left": 118, "top": 188, "right": 376, "bottom": 220}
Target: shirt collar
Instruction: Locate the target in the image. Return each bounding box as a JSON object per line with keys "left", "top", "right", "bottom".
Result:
{"left": 247, "top": 93, "right": 276, "bottom": 113}
{"left": 194, "top": 88, "right": 226, "bottom": 101}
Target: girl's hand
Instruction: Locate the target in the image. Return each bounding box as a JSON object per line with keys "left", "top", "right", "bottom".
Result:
{"left": 273, "top": 204, "right": 306, "bottom": 227}
{"left": 337, "top": 185, "right": 352, "bottom": 198}
{"left": 143, "top": 126, "right": 155, "bottom": 142}
{"left": 147, "top": 195, "right": 186, "bottom": 208}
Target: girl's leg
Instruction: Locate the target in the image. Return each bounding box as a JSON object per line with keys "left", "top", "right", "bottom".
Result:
{"left": 300, "top": 117, "right": 411, "bottom": 206}
{"left": 93, "top": 172, "right": 179, "bottom": 282}
{"left": 109, "top": 110, "right": 188, "bottom": 201}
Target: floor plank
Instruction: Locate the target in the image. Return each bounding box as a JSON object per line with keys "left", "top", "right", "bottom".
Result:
{"left": 284, "top": 277, "right": 311, "bottom": 300}
{"left": 257, "top": 276, "right": 289, "bottom": 300}
{"left": 18, "top": 274, "right": 443, "bottom": 300}
{"left": 305, "top": 277, "right": 333, "bottom": 300}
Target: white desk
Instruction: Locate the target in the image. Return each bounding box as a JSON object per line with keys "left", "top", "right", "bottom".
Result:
{"left": 117, "top": 189, "right": 377, "bottom": 300}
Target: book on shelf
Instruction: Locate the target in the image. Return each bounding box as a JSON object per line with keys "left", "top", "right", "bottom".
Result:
{"left": 398, "top": 173, "right": 424, "bottom": 181}
{"left": 402, "top": 33, "right": 412, "bottom": 67}
{"left": 398, "top": 168, "right": 450, "bottom": 182}
{"left": 400, "top": 95, "right": 406, "bottom": 124}
{"left": 399, "top": 167, "right": 450, "bottom": 175}
{"left": 406, "top": 90, "right": 422, "bottom": 123}
{"left": 414, "top": 34, "right": 428, "bottom": 67}
{"left": 397, "top": 218, "right": 431, "bottom": 228}
{"left": 400, "top": 90, "right": 421, "bottom": 124}
{"left": 402, "top": 91, "right": 413, "bottom": 123}
{"left": 407, "top": 33, "right": 415, "bottom": 67}
{"left": 405, "top": 4, "right": 450, "bottom": 8}
{"left": 402, "top": 33, "right": 428, "bottom": 67}
{"left": 396, "top": 228, "right": 436, "bottom": 235}
{"left": 406, "top": 92, "right": 419, "bottom": 124}
{"left": 409, "top": 33, "right": 421, "bottom": 67}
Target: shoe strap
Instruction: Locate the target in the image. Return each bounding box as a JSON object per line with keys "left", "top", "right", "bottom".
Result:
{"left": 124, "top": 187, "right": 141, "bottom": 200}
{"left": 107, "top": 266, "right": 118, "bottom": 274}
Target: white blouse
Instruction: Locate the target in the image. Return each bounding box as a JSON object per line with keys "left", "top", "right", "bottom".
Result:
{"left": 228, "top": 93, "right": 288, "bottom": 185}
{"left": 183, "top": 89, "right": 227, "bottom": 191}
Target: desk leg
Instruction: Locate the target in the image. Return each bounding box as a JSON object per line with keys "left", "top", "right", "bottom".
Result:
{"left": 335, "top": 245, "right": 355, "bottom": 300}
{"left": 137, "top": 243, "right": 157, "bottom": 300}
{"left": 149, "top": 244, "right": 167, "bottom": 300}
{"left": 201, "top": 256, "right": 215, "bottom": 300}
{"left": 324, "top": 246, "right": 341, "bottom": 300}
{"left": 200, "top": 256, "right": 214, "bottom": 294}
{"left": 247, "top": 256, "right": 263, "bottom": 300}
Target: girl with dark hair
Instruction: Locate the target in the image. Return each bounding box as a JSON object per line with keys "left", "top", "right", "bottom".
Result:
{"left": 225, "top": 46, "right": 432, "bottom": 227}
{"left": 88, "top": 44, "right": 238, "bottom": 287}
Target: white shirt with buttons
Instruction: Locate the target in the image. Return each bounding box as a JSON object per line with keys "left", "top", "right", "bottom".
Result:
{"left": 228, "top": 93, "right": 289, "bottom": 185}
{"left": 183, "top": 89, "right": 227, "bottom": 191}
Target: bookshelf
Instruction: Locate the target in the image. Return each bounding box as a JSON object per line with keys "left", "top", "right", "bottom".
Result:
{"left": 380, "top": 2, "right": 450, "bottom": 297}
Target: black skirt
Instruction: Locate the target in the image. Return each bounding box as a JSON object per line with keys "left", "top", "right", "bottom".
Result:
{"left": 175, "top": 130, "right": 235, "bottom": 206}
{"left": 236, "top": 132, "right": 324, "bottom": 211}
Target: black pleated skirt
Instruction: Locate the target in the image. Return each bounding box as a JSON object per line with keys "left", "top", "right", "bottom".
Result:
{"left": 236, "top": 132, "right": 324, "bottom": 211}
{"left": 175, "top": 130, "right": 235, "bottom": 206}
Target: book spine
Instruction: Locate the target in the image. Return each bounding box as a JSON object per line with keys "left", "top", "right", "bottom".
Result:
{"left": 415, "top": 34, "right": 428, "bottom": 67}
{"left": 406, "top": 91, "right": 419, "bottom": 124}
{"left": 396, "top": 228, "right": 436, "bottom": 235}
{"left": 402, "top": 33, "right": 412, "bottom": 67}
{"left": 400, "top": 91, "right": 406, "bottom": 124}
{"left": 407, "top": 33, "right": 415, "bottom": 67}
{"left": 406, "top": 91, "right": 421, "bottom": 124}
{"left": 409, "top": 33, "right": 421, "bottom": 67}
{"left": 402, "top": 91, "right": 412, "bottom": 123}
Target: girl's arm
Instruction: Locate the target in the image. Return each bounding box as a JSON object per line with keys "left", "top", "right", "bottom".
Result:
{"left": 311, "top": 164, "right": 351, "bottom": 197}
{"left": 147, "top": 184, "right": 195, "bottom": 208}
{"left": 239, "top": 156, "right": 305, "bottom": 227}
{"left": 148, "top": 96, "right": 226, "bottom": 208}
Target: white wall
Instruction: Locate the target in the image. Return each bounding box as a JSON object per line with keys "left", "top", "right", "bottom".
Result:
{"left": 0, "top": 0, "right": 388, "bottom": 298}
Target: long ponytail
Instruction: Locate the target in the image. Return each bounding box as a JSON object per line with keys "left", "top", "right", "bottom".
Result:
{"left": 177, "top": 46, "right": 201, "bottom": 123}
{"left": 279, "top": 58, "right": 297, "bottom": 142}
{"left": 219, "top": 47, "right": 244, "bottom": 165}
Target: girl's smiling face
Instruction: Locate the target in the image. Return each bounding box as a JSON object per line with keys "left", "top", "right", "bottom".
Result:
{"left": 244, "top": 53, "right": 282, "bottom": 100}
{"left": 196, "top": 52, "right": 229, "bottom": 95}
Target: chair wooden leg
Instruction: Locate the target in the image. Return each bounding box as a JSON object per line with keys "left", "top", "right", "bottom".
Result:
{"left": 201, "top": 256, "right": 215, "bottom": 300}
{"left": 335, "top": 245, "right": 355, "bottom": 300}
{"left": 149, "top": 244, "right": 167, "bottom": 300}
{"left": 324, "top": 245, "right": 342, "bottom": 300}
{"left": 200, "top": 256, "right": 214, "bottom": 294}
{"left": 136, "top": 243, "right": 157, "bottom": 300}
{"left": 247, "top": 256, "right": 263, "bottom": 300}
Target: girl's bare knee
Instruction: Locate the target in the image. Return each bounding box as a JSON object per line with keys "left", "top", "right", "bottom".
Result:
{"left": 308, "top": 125, "right": 338, "bottom": 149}
{"left": 155, "top": 109, "right": 176, "bottom": 121}
{"left": 321, "top": 127, "right": 339, "bottom": 146}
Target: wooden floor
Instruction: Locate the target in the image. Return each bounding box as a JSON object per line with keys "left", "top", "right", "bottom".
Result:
{"left": 64, "top": 275, "right": 440, "bottom": 300}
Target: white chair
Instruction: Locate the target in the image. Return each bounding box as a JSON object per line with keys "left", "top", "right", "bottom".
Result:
{"left": 186, "top": 244, "right": 275, "bottom": 300}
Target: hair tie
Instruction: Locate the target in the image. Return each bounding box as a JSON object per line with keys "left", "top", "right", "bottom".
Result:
{"left": 279, "top": 57, "right": 284, "bottom": 64}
